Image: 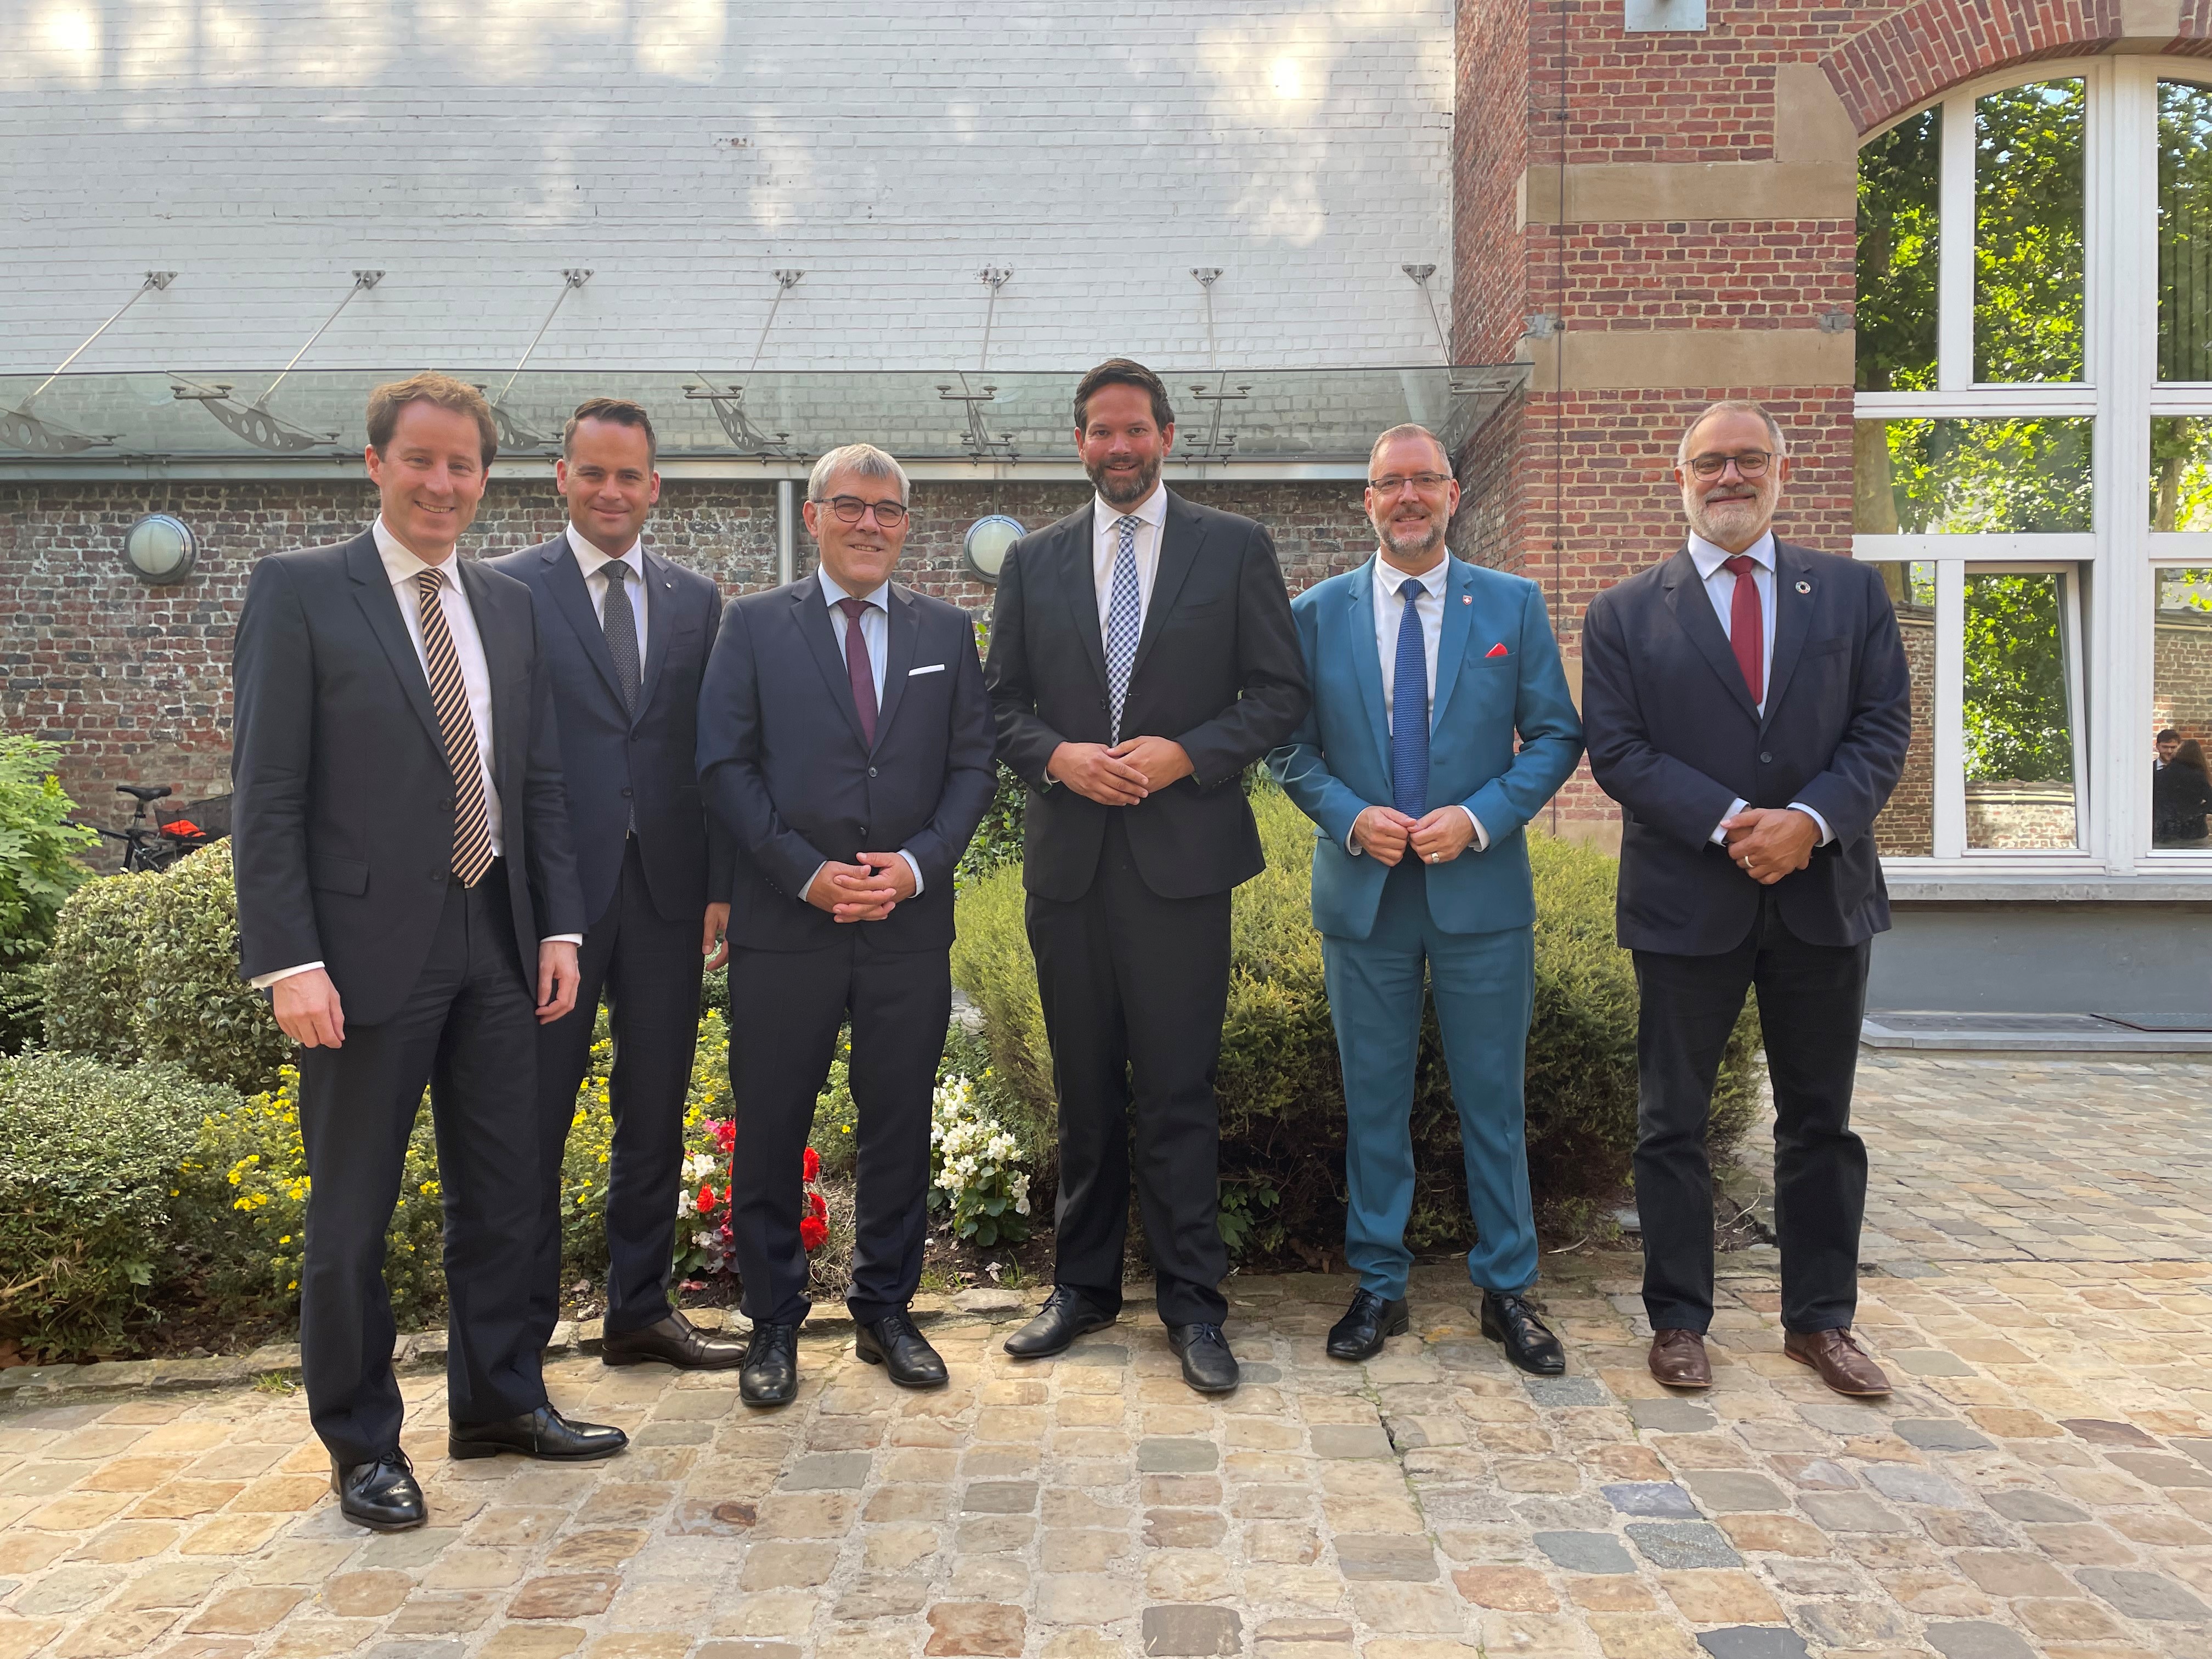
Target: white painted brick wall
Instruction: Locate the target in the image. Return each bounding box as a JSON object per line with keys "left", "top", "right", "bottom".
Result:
{"left": 1, "top": 0, "right": 1454, "bottom": 374}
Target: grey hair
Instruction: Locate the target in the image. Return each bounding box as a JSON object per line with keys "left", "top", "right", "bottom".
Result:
{"left": 809, "top": 442, "right": 911, "bottom": 506}
{"left": 1675, "top": 400, "right": 1790, "bottom": 467}
{"left": 1368, "top": 423, "right": 1452, "bottom": 476}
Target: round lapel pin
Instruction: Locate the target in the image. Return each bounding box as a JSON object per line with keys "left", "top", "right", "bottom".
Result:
{"left": 1795, "top": 580, "right": 1811, "bottom": 594}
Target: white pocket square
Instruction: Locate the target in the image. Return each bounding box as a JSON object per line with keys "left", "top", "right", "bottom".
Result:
{"left": 909, "top": 663, "right": 946, "bottom": 676}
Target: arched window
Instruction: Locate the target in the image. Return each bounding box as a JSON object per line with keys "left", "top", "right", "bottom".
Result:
{"left": 1854, "top": 59, "right": 2212, "bottom": 870}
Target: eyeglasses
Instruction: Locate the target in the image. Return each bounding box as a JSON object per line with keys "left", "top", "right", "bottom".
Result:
{"left": 1686, "top": 450, "right": 1773, "bottom": 480}
{"left": 1367, "top": 471, "right": 1453, "bottom": 496}
{"left": 815, "top": 495, "right": 910, "bottom": 527}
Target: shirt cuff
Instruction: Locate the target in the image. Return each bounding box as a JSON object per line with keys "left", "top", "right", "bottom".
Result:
{"left": 1345, "top": 822, "right": 1363, "bottom": 856}
{"left": 250, "top": 961, "right": 324, "bottom": 991}
{"left": 899, "top": 850, "right": 924, "bottom": 896}
{"left": 1785, "top": 803, "right": 1836, "bottom": 846}
{"left": 1459, "top": 806, "right": 1489, "bottom": 853}
{"left": 541, "top": 934, "right": 584, "bottom": 948}
{"left": 1710, "top": 798, "right": 1750, "bottom": 847}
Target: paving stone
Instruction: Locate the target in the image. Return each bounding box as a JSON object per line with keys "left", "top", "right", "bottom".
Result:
{"left": 1983, "top": 1488, "right": 2086, "bottom": 1523}
{"left": 1451, "top": 1566, "right": 1556, "bottom": 1611}
{"left": 1309, "top": 1425, "right": 1392, "bottom": 1459}
{"left": 780, "top": 1452, "right": 871, "bottom": 1490}
{"left": 1143, "top": 1509, "right": 1226, "bottom": 1549}
{"left": 2058, "top": 1418, "right": 2159, "bottom": 1447}
{"left": 833, "top": 1575, "right": 929, "bottom": 1620}
{"left": 2074, "top": 1567, "right": 2212, "bottom": 1620}
{"left": 1604, "top": 1483, "right": 1700, "bottom": 1517}
{"left": 1794, "top": 1492, "right": 1911, "bottom": 1533}
{"left": 961, "top": 1482, "right": 1039, "bottom": 1514}
{"left": 1139, "top": 1605, "right": 1241, "bottom": 1656}
{"left": 1680, "top": 1472, "right": 1788, "bottom": 1514}
{"left": 1921, "top": 1623, "right": 2035, "bottom": 1659}
{"left": 922, "top": 1602, "right": 1024, "bottom": 1657}
{"left": 1860, "top": 1463, "right": 1968, "bottom": 1506}
{"left": 1695, "top": 1632, "right": 1810, "bottom": 1659}
{"left": 1332, "top": 1534, "right": 1438, "bottom": 1582}
{"left": 1624, "top": 1523, "right": 1741, "bottom": 1569}
{"left": 508, "top": 1575, "right": 619, "bottom": 1620}
{"left": 1062, "top": 1345, "right": 1127, "bottom": 1367}
{"left": 1533, "top": 1531, "right": 1637, "bottom": 1574}
{"left": 1630, "top": 1400, "right": 1716, "bottom": 1434}
{"left": 1136, "top": 1439, "right": 1219, "bottom": 1473}
{"left": 1524, "top": 1376, "right": 1608, "bottom": 1408}
{"left": 1892, "top": 1419, "right": 1994, "bottom": 1452}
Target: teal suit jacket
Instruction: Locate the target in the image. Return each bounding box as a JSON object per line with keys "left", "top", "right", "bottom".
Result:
{"left": 1268, "top": 556, "right": 1584, "bottom": 941}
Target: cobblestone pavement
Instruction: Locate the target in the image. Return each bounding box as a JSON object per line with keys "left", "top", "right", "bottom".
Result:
{"left": 2, "top": 1054, "right": 2210, "bottom": 1659}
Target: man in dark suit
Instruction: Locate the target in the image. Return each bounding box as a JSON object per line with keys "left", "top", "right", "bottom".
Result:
{"left": 488, "top": 398, "right": 742, "bottom": 1375}
{"left": 985, "top": 359, "right": 1308, "bottom": 1393}
{"left": 232, "top": 374, "right": 625, "bottom": 1534}
{"left": 1581, "top": 400, "right": 1911, "bottom": 1399}
{"left": 698, "top": 442, "right": 995, "bottom": 1405}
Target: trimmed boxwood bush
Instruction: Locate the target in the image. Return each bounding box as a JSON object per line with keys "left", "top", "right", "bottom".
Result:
{"left": 951, "top": 784, "right": 1763, "bottom": 1256}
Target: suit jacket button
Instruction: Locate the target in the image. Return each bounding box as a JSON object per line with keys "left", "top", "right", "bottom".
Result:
{"left": 621, "top": 786, "right": 634, "bottom": 798}
{"left": 868, "top": 766, "right": 878, "bottom": 777}
{"left": 429, "top": 870, "right": 444, "bottom": 883}
{"left": 1759, "top": 752, "right": 1773, "bottom": 764}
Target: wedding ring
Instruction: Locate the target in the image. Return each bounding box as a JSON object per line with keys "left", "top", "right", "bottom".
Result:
{"left": 1429, "top": 853, "right": 1440, "bottom": 862}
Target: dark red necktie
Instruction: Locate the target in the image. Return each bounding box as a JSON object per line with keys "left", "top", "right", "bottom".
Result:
{"left": 836, "top": 596, "right": 878, "bottom": 746}
{"left": 1723, "top": 554, "right": 1763, "bottom": 706}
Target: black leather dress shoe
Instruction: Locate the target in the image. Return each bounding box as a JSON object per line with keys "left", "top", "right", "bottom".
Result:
{"left": 602, "top": 1309, "right": 747, "bottom": 1370}
{"left": 740, "top": 1321, "right": 800, "bottom": 1407}
{"left": 1481, "top": 1289, "right": 1565, "bottom": 1376}
{"left": 331, "top": 1450, "right": 426, "bottom": 1532}
{"left": 1003, "top": 1288, "right": 1118, "bottom": 1359}
{"left": 855, "top": 1309, "right": 949, "bottom": 1389}
{"left": 1327, "top": 1289, "right": 1410, "bottom": 1362}
{"left": 1167, "top": 1323, "right": 1240, "bottom": 1393}
{"left": 448, "top": 1404, "right": 628, "bottom": 1462}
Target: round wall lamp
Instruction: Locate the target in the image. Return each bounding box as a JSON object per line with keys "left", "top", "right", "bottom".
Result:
{"left": 123, "top": 514, "right": 198, "bottom": 583}
{"left": 963, "top": 514, "right": 1025, "bottom": 584}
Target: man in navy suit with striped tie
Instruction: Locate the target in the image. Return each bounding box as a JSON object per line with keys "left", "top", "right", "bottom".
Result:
{"left": 1271, "top": 425, "right": 1583, "bottom": 1370}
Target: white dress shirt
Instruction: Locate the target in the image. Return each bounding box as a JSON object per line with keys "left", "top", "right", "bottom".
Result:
{"left": 1685, "top": 530, "right": 1833, "bottom": 849}
{"left": 1091, "top": 481, "right": 1169, "bottom": 639}
{"left": 812, "top": 566, "right": 923, "bottom": 899}
{"left": 565, "top": 523, "right": 648, "bottom": 663}
{"left": 253, "top": 517, "right": 581, "bottom": 990}
{"left": 1348, "top": 554, "right": 1487, "bottom": 856}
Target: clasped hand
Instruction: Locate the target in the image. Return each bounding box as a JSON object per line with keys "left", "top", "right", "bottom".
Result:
{"left": 1722, "top": 806, "right": 1818, "bottom": 885}
{"left": 1352, "top": 805, "right": 1477, "bottom": 866}
{"left": 1048, "top": 736, "right": 1194, "bottom": 806}
{"left": 806, "top": 850, "right": 918, "bottom": 923}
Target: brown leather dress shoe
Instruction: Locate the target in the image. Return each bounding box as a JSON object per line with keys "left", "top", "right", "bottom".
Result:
{"left": 1647, "top": 1328, "right": 1711, "bottom": 1389}
{"left": 1784, "top": 1327, "right": 1891, "bottom": 1397}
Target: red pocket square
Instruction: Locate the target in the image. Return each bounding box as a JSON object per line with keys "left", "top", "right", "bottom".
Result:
{"left": 1485, "top": 642, "right": 1509, "bottom": 658}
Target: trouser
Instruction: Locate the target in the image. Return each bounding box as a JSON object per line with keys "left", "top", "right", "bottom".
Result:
{"left": 296, "top": 864, "right": 546, "bottom": 1468}
{"left": 1025, "top": 813, "right": 1232, "bottom": 1328}
{"left": 1322, "top": 856, "right": 1539, "bottom": 1301}
{"left": 526, "top": 837, "right": 703, "bottom": 1358}
{"left": 725, "top": 932, "right": 950, "bottom": 1328}
{"left": 1632, "top": 890, "right": 1870, "bottom": 1335}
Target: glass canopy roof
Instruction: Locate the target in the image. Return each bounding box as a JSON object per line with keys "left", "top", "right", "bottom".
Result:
{"left": 0, "top": 367, "right": 1526, "bottom": 471}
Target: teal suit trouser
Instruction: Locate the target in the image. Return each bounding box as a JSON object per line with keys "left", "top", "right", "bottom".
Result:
{"left": 1321, "top": 856, "right": 1539, "bottom": 1300}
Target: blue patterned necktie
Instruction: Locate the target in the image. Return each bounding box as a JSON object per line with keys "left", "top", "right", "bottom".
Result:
{"left": 1104, "top": 514, "right": 1143, "bottom": 743}
{"left": 1390, "top": 576, "right": 1429, "bottom": 819}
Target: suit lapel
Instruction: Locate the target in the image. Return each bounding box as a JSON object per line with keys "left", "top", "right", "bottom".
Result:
{"left": 345, "top": 532, "right": 444, "bottom": 754}
{"left": 1430, "top": 560, "right": 1474, "bottom": 735}
{"left": 1345, "top": 560, "right": 1392, "bottom": 772}
{"left": 456, "top": 558, "right": 522, "bottom": 801}
{"left": 1060, "top": 504, "right": 1109, "bottom": 692}
{"left": 794, "top": 576, "right": 871, "bottom": 749}
{"left": 869, "top": 585, "right": 923, "bottom": 752}
{"left": 1127, "top": 492, "right": 1200, "bottom": 685}
{"left": 1759, "top": 541, "right": 1814, "bottom": 732}
{"left": 1661, "top": 547, "right": 1760, "bottom": 724}
{"left": 543, "top": 536, "right": 630, "bottom": 715}
{"left": 637, "top": 548, "right": 678, "bottom": 719}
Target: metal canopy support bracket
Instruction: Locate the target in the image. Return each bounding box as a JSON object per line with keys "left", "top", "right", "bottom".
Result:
{"left": 172, "top": 270, "right": 379, "bottom": 452}
{"left": 1, "top": 270, "right": 177, "bottom": 454}
{"left": 489, "top": 269, "right": 592, "bottom": 451}
{"left": 943, "top": 268, "right": 1020, "bottom": 464}
{"left": 689, "top": 272, "right": 804, "bottom": 463}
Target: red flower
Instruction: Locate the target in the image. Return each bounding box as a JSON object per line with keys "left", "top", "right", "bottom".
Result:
{"left": 712, "top": 1120, "right": 736, "bottom": 1154}
{"left": 802, "top": 1146, "right": 820, "bottom": 1181}
{"left": 799, "top": 1215, "right": 828, "bottom": 1251}
{"left": 697, "top": 1184, "right": 718, "bottom": 1215}
{"left": 808, "top": 1189, "right": 828, "bottom": 1220}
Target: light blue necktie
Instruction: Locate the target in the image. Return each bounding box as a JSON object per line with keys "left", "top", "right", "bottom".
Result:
{"left": 1390, "top": 577, "right": 1429, "bottom": 819}
{"left": 1104, "top": 514, "right": 1143, "bottom": 743}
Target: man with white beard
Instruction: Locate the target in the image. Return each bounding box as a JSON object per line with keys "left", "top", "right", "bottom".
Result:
{"left": 1580, "top": 401, "right": 1910, "bottom": 1399}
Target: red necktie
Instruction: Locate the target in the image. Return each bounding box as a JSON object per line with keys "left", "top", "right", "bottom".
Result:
{"left": 1722, "top": 554, "right": 1763, "bottom": 706}
{"left": 836, "top": 596, "right": 878, "bottom": 746}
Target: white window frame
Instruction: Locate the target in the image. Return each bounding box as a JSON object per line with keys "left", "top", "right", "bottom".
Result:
{"left": 1854, "top": 56, "right": 2212, "bottom": 881}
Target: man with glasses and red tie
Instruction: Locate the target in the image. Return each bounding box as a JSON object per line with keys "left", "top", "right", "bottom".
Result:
{"left": 696, "top": 443, "right": 995, "bottom": 1406}
{"left": 1581, "top": 401, "right": 1910, "bottom": 1400}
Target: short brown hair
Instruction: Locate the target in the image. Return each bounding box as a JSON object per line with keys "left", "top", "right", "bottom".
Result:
{"left": 564, "top": 397, "right": 658, "bottom": 465}
{"left": 366, "top": 372, "right": 498, "bottom": 466}
{"left": 1074, "top": 358, "right": 1175, "bottom": 433}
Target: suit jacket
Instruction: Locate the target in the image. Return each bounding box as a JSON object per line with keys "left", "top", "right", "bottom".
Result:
{"left": 1270, "top": 556, "right": 1584, "bottom": 940}
{"left": 984, "top": 491, "right": 1310, "bottom": 901}
{"left": 697, "top": 573, "right": 996, "bottom": 953}
{"left": 1581, "top": 539, "right": 1911, "bottom": 955}
{"left": 230, "top": 530, "right": 586, "bottom": 1026}
{"left": 486, "top": 535, "right": 732, "bottom": 927}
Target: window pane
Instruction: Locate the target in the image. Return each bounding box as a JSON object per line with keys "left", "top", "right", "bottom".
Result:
{"left": 1976, "top": 80, "right": 2086, "bottom": 383}
{"left": 1855, "top": 417, "right": 2092, "bottom": 533}
{"left": 2152, "top": 568, "right": 2212, "bottom": 850}
{"left": 1857, "top": 107, "right": 1940, "bottom": 392}
{"left": 1964, "top": 572, "right": 2078, "bottom": 850}
{"left": 1873, "top": 562, "right": 1937, "bottom": 855}
{"left": 2159, "top": 81, "right": 2212, "bottom": 383}
{"left": 2151, "top": 417, "right": 2212, "bottom": 529}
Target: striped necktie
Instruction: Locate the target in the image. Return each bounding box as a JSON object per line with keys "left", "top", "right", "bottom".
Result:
{"left": 1104, "top": 514, "right": 1143, "bottom": 743}
{"left": 414, "top": 568, "right": 495, "bottom": 887}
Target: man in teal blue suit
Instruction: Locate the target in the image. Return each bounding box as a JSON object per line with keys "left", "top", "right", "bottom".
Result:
{"left": 1269, "top": 425, "right": 1584, "bottom": 1370}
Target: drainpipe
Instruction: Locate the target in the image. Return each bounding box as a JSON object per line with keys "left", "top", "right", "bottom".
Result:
{"left": 776, "top": 478, "right": 796, "bottom": 586}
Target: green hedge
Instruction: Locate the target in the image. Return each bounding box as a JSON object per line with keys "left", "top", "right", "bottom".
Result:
{"left": 0, "top": 736, "right": 100, "bottom": 1053}
{"left": 952, "top": 785, "right": 1763, "bottom": 1255}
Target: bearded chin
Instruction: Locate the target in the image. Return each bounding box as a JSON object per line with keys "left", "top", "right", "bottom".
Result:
{"left": 1094, "top": 459, "right": 1160, "bottom": 507}
{"left": 1380, "top": 518, "right": 1442, "bottom": 560}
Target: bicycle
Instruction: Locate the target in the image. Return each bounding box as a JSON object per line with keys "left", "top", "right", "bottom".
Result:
{"left": 73, "top": 784, "right": 230, "bottom": 873}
